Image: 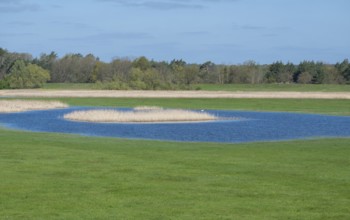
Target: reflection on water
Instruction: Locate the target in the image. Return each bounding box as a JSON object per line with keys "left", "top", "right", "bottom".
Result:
{"left": 0, "top": 107, "right": 349, "bottom": 143}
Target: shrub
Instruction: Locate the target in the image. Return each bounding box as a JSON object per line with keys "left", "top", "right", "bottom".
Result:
{"left": 4, "top": 60, "right": 50, "bottom": 89}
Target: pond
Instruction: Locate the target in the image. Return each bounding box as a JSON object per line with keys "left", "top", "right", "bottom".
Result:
{"left": 0, "top": 107, "right": 349, "bottom": 143}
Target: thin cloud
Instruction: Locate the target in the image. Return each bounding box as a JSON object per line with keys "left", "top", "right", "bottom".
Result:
{"left": 90, "top": 32, "right": 153, "bottom": 40}
{"left": 0, "top": 0, "right": 21, "bottom": 4}
{"left": 233, "top": 23, "right": 267, "bottom": 30}
{"left": 233, "top": 23, "right": 290, "bottom": 31}
{"left": 180, "top": 31, "right": 211, "bottom": 36}
{"left": 6, "top": 21, "right": 35, "bottom": 26}
{"left": 50, "top": 21, "right": 94, "bottom": 30}
{"left": 273, "top": 45, "right": 334, "bottom": 52}
{"left": 0, "top": 0, "right": 40, "bottom": 13}
{"left": 55, "top": 31, "right": 153, "bottom": 42}
{"left": 0, "top": 32, "right": 36, "bottom": 37}
{"left": 97, "top": 0, "right": 204, "bottom": 10}
{"left": 240, "top": 24, "right": 267, "bottom": 30}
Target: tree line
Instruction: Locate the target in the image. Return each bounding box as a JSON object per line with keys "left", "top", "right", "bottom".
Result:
{"left": 0, "top": 48, "right": 349, "bottom": 89}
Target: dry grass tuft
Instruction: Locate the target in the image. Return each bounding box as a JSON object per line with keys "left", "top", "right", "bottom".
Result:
{"left": 133, "top": 106, "right": 163, "bottom": 111}
{"left": 64, "top": 109, "right": 219, "bottom": 123}
{"left": 0, "top": 100, "right": 69, "bottom": 113}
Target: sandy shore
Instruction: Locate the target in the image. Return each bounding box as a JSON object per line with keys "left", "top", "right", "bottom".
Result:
{"left": 0, "top": 89, "right": 350, "bottom": 99}
{"left": 0, "top": 100, "right": 68, "bottom": 113}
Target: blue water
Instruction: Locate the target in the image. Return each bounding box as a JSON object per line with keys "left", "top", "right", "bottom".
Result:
{"left": 0, "top": 107, "right": 349, "bottom": 143}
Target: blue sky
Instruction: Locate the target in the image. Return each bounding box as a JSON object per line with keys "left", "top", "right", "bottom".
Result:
{"left": 0, "top": 0, "right": 349, "bottom": 64}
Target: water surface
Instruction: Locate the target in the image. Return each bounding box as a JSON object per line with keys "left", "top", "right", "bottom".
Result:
{"left": 0, "top": 107, "right": 349, "bottom": 143}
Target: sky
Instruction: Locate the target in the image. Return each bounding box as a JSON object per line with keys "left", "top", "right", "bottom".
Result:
{"left": 0, "top": 0, "right": 349, "bottom": 64}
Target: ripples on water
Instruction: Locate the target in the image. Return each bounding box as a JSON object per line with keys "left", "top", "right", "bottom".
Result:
{"left": 0, "top": 107, "right": 349, "bottom": 143}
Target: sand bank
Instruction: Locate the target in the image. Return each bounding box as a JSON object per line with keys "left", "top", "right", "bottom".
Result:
{"left": 0, "top": 100, "right": 68, "bottom": 113}
{"left": 64, "top": 109, "right": 219, "bottom": 123}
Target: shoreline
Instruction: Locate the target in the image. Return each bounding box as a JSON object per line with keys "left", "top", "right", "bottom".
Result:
{"left": 0, "top": 100, "right": 68, "bottom": 113}
{"left": 1, "top": 89, "right": 350, "bottom": 99}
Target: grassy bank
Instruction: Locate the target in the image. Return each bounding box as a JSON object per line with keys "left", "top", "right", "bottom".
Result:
{"left": 43, "top": 83, "right": 97, "bottom": 90}
{"left": 1, "top": 93, "right": 349, "bottom": 219}
{"left": 196, "top": 83, "right": 350, "bottom": 92}
{"left": 0, "top": 128, "right": 349, "bottom": 219}
{"left": 42, "top": 83, "right": 350, "bottom": 92}
{"left": 27, "top": 97, "right": 350, "bottom": 115}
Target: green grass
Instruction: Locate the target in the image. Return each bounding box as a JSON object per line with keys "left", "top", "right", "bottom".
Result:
{"left": 43, "top": 83, "right": 97, "bottom": 90}
{"left": 1, "top": 128, "right": 349, "bottom": 219}
{"left": 43, "top": 83, "right": 350, "bottom": 92}
{"left": 196, "top": 83, "right": 350, "bottom": 92}
{"left": 26, "top": 97, "right": 350, "bottom": 115}
{"left": 1, "top": 96, "right": 349, "bottom": 219}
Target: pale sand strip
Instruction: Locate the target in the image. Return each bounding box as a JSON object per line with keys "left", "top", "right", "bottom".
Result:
{"left": 64, "top": 109, "right": 219, "bottom": 123}
{"left": 0, "top": 100, "right": 68, "bottom": 113}
{"left": 0, "top": 90, "right": 350, "bottom": 99}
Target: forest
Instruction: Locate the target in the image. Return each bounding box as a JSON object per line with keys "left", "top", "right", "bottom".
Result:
{"left": 0, "top": 47, "right": 349, "bottom": 89}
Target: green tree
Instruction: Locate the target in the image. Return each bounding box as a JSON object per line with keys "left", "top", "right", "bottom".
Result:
{"left": 26, "top": 63, "right": 50, "bottom": 87}
{"left": 129, "top": 67, "right": 147, "bottom": 89}
{"left": 6, "top": 60, "right": 27, "bottom": 88}
{"left": 132, "top": 56, "right": 151, "bottom": 71}
{"left": 183, "top": 64, "right": 199, "bottom": 85}
{"left": 0, "top": 49, "right": 32, "bottom": 80}
{"left": 265, "top": 61, "right": 284, "bottom": 83}
{"left": 4, "top": 60, "right": 50, "bottom": 89}
{"left": 111, "top": 58, "right": 132, "bottom": 82}
{"left": 295, "top": 61, "right": 325, "bottom": 84}
{"left": 242, "top": 60, "right": 264, "bottom": 84}
{"left": 199, "top": 61, "right": 217, "bottom": 83}
{"left": 170, "top": 59, "right": 186, "bottom": 85}
{"left": 297, "top": 71, "right": 312, "bottom": 84}
{"left": 33, "top": 51, "right": 57, "bottom": 72}
{"left": 321, "top": 65, "right": 345, "bottom": 84}
{"left": 143, "top": 69, "right": 162, "bottom": 90}
{"left": 335, "top": 59, "right": 350, "bottom": 83}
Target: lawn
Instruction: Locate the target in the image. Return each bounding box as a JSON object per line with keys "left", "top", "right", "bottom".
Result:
{"left": 43, "top": 83, "right": 97, "bottom": 90}
{"left": 27, "top": 97, "right": 350, "bottom": 116}
{"left": 196, "top": 83, "right": 350, "bottom": 92}
{"left": 42, "top": 83, "right": 350, "bottom": 92}
{"left": 0, "top": 128, "right": 349, "bottom": 219}
{"left": 1, "top": 95, "right": 349, "bottom": 219}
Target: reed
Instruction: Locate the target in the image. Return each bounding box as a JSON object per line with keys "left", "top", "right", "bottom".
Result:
{"left": 0, "top": 100, "right": 68, "bottom": 113}
{"left": 133, "top": 106, "right": 163, "bottom": 111}
{"left": 64, "top": 109, "right": 219, "bottom": 123}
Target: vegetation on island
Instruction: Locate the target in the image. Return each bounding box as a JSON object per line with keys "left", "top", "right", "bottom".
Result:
{"left": 1, "top": 47, "right": 350, "bottom": 89}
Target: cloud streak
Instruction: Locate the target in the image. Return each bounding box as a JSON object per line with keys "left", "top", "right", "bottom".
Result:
{"left": 232, "top": 23, "right": 290, "bottom": 33}
{"left": 97, "top": 0, "right": 204, "bottom": 10}
{"left": 0, "top": 0, "right": 40, "bottom": 13}
{"left": 55, "top": 31, "right": 153, "bottom": 42}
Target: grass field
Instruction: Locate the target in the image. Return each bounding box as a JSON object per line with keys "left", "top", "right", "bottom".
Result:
{"left": 196, "top": 83, "right": 350, "bottom": 92}
{"left": 42, "top": 83, "right": 350, "bottom": 92}
{"left": 43, "top": 83, "right": 97, "bottom": 90}
{"left": 1, "top": 128, "right": 349, "bottom": 219}
{"left": 1, "top": 91, "right": 350, "bottom": 219}
{"left": 26, "top": 97, "right": 350, "bottom": 116}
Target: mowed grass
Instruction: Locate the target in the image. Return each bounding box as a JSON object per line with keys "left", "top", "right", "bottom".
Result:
{"left": 1, "top": 96, "right": 349, "bottom": 219}
{"left": 42, "top": 83, "right": 350, "bottom": 92}
{"left": 196, "top": 83, "right": 350, "bottom": 92}
{"left": 0, "top": 128, "right": 349, "bottom": 219}
{"left": 43, "top": 83, "right": 97, "bottom": 90}
{"left": 31, "top": 97, "right": 350, "bottom": 115}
